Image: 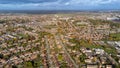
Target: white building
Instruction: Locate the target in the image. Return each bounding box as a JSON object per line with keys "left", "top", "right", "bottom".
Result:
{"left": 94, "top": 49, "right": 104, "bottom": 55}
{"left": 107, "top": 17, "right": 120, "bottom": 21}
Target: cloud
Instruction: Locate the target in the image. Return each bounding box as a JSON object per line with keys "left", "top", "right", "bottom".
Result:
{"left": 92, "top": 0, "right": 117, "bottom": 4}
{"left": 0, "top": 0, "right": 118, "bottom": 5}
{"left": 0, "top": 0, "right": 119, "bottom": 10}
{"left": 0, "top": 0, "right": 58, "bottom": 4}
{"left": 63, "top": 0, "right": 118, "bottom": 6}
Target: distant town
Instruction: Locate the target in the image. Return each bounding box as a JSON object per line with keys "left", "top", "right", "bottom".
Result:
{"left": 0, "top": 12, "right": 120, "bottom": 68}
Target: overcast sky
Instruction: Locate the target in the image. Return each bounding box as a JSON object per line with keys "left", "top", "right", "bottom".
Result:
{"left": 0, "top": 0, "right": 119, "bottom": 10}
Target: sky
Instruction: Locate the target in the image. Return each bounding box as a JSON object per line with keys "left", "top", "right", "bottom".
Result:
{"left": 0, "top": 0, "right": 120, "bottom": 10}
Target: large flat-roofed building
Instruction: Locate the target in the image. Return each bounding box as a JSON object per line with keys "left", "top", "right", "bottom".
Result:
{"left": 107, "top": 17, "right": 120, "bottom": 21}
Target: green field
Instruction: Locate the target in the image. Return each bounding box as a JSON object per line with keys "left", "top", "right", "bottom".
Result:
{"left": 108, "top": 33, "right": 120, "bottom": 41}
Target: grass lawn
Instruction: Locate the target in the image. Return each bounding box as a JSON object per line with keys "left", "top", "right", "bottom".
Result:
{"left": 108, "top": 33, "right": 120, "bottom": 41}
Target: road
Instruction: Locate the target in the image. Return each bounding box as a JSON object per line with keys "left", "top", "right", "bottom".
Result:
{"left": 45, "top": 36, "right": 54, "bottom": 68}
{"left": 104, "top": 53, "right": 118, "bottom": 66}
{"left": 55, "top": 35, "right": 79, "bottom": 68}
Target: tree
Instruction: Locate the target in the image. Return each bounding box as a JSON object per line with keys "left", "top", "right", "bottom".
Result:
{"left": 0, "top": 54, "right": 3, "bottom": 59}
{"left": 12, "top": 65, "right": 18, "bottom": 68}
{"left": 79, "top": 54, "right": 86, "bottom": 63}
